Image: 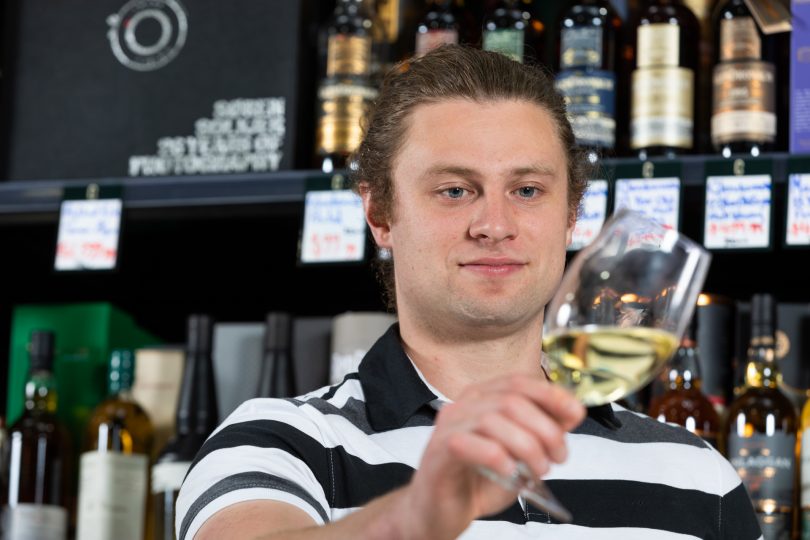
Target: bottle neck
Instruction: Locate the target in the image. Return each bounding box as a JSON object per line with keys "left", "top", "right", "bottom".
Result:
{"left": 24, "top": 369, "right": 58, "bottom": 414}
{"left": 666, "top": 339, "right": 703, "bottom": 391}
{"left": 744, "top": 335, "right": 780, "bottom": 388}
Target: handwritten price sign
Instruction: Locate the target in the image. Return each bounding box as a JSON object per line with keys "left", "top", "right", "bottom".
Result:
{"left": 55, "top": 199, "right": 122, "bottom": 271}
{"left": 787, "top": 174, "right": 810, "bottom": 246}
{"left": 569, "top": 180, "right": 608, "bottom": 251}
{"left": 300, "top": 190, "right": 366, "bottom": 263}
{"left": 704, "top": 175, "right": 771, "bottom": 249}
{"left": 615, "top": 177, "right": 681, "bottom": 230}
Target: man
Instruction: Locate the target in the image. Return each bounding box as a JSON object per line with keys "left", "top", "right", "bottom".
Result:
{"left": 176, "top": 45, "right": 761, "bottom": 540}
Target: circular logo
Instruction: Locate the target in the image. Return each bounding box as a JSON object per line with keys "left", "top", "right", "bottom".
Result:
{"left": 107, "top": 0, "right": 188, "bottom": 72}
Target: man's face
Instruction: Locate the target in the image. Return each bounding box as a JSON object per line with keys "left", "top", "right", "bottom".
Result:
{"left": 365, "top": 98, "right": 574, "bottom": 332}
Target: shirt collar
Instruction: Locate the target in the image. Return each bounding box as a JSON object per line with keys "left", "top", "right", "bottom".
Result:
{"left": 357, "top": 323, "right": 620, "bottom": 432}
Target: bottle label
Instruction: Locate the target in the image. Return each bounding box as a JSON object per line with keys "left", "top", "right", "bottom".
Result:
{"left": 327, "top": 35, "right": 372, "bottom": 77}
{"left": 631, "top": 67, "right": 694, "bottom": 149}
{"left": 483, "top": 29, "right": 524, "bottom": 63}
{"left": 560, "top": 27, "right": 603, "bottom": 69}
{"left": 637, "top": 23, "right": 680, "bottom": 68}
{"left": 711, "top": 60, "right": 776, "bottom": 145}
{"left": 377, "top": 0, "right": 401, "bottom": 44}
{"left": 1, "top": 504, "right": 67, "bottom": 540}
{"left": 728, "top": 432, "right": 795, "bottom": 519}
{"left": 415, "top": 29, "right": 459, "bottom": 57}
{"left": 152, "top": 461, "right": 192, "bottom": 494}
{"left": 556, "top": 69, "right": 616, "bottom": 148}
{"left": 76, "top": 452, "right": 148, "bottom": 540}
{"left": 316, "top": 81, "right": 378, "bottom": 154}
{"left": 720, "top": 17, "right": 761, "bottom": 61}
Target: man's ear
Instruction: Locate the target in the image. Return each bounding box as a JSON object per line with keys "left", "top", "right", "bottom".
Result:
{"left": 360, "top": 183, "right": 392, "bottom": 249}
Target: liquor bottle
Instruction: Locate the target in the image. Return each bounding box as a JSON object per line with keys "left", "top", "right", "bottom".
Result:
{"left": 482, "top": 0, "right": 545, "bottom": 65}
{"left": 648, "top": 320, "right": 720, "bottom": 447}
{"left": 375, "top": 0, "right": 420, "bottom": 67}
{"left": 415, "top": 0, "right": 460, "bottom": 57}
{"left": 77, "top": 349, "right": 155, "bottom": 540}
{"left": 315, "top": 0, "right": 379, "bottom": 173}
{"left": 722, "top": 294, "right": 797, "bottom": 540}
{"left": 152, "top": 315, "right": 219, "bottom": 540}
{"left": 3, "top": 331, "right": 71, "bottom": 540}
{"left": 555, "top": 0, "right": 622, "bottom": 163}
{"left": 630, "top": 0, "right": 699, "bottom": 159}
{"left": 257, "top": 313, "right": 296, "bottom": 398}
{"left": 710, "top": 0, "right": 778, "bottom": 158}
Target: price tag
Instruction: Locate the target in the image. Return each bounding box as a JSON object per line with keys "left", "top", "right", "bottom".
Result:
{"left": 55, "top": 197, "right": 122, "bottom": 271}
{"left": 300, "top": 190, "right": 366, "bottom": 263}
{"left": 615, "top": 177, "right": 681, "bottom": 230}
{"left": 569, "top": 180, "right": 608, "bottom": 251}
{"left": 704, "top": 174, "right": 771, "bottom": 250}
{"left": 787, "top": 174, "right": 810, "bottom": 246}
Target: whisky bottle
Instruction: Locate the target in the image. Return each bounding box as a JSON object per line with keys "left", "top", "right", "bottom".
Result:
{"left": 256, "top": 313, "right": 295, "bottom": 398}
{"left": 415, "top": 0, "right": 459, "bottom": 57}
{"left": 315, "top": 0, "right": 378, "bottom": 173}
{"left": 482, "top": 0, "right": 545, "bottom": 65}
{"left": 723, "top": 294, "right": 797, "bottom": 540}
{"left": 77, "top": 349, "right": 155, "bottom": 540}
{"left": 711, "top": 0, "right": 778, "bottom": 158}
{"left": 555, "top": 0, "right": 622, "bottom": 163}
{"left": 3, "top": 331, "right": 71, "bottom": 540}
{"left": 152, "top": 315, "right": 219, "bottom": 540}
{"left": 648, "top": 321, "right": 720, "bottom": 447}
{"left": 630, "top": 0, "right": 699, "bottom": 159}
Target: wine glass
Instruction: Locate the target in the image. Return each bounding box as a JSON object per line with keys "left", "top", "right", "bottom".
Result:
{"left": 483, "top": 209, "right": 712, "bottom": 522}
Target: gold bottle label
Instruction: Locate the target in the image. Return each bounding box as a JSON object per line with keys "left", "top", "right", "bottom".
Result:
{"left": 720, "top": 17, "right": 761, "bottom": 61}
{"left": 327, "top": 35, "right": 372, "bottom": 77}
{"left": 637, "top": 23, "right": 680, "bottom": 68}
{"left": 631, "top": 67, "right": 694, "bottom": 149}
{"left": 377, "top": 0, "right": 400, "bottom": 44}
{"left": 711, "top": 60, "right": 775, "bottom": 144}
{"left": 317, "top": 82, "right": 378, "bottom": 154}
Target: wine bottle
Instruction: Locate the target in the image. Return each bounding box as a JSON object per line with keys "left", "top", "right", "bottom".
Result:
{"left": 555, "top": 0, "right": 622, "bottom": 163}
{"left": 152, "top": 315, "right": 218, "bottom": 540}
{"left": 2, "top": 331, "right": 71, "bottom": 540}
{"left": 648, "top": 320, "right": 720, "bottom": 447}
{"left": 482, "top": 0, "right": 545, "bottom": 65}
{"left": 77, "top": 349, "right": 155, "bottom": 540}
{"left": 722, "top": 294, "right": 797, "bottom": 540}
{"left": 630, "top": 0, "right": 699, "bottom": 159}
{"left": 415, "top": 0, "right": 460, "bottom": 57}
{"left": 315, "top": 0, "right": 378, "bottom": 173}
{"left": 256, "top": 313, "right": 296, "bottom": 398}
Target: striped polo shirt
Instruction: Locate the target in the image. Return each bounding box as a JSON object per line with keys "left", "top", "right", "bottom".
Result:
{"left": 176, "top": 324, "right": 762, "bottom": 540}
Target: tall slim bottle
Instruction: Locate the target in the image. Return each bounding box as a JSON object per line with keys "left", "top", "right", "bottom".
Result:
{"left": 257, "top": 313, "right": 296, "bottom": 398}
{"left": 77, "top": 349, "right": 155, "bottom": 540}
{"left": 630, "top": 0, "right": 699, "bottom": 159}
{"left": 482, "top": 0, "right": 545, "bottom": 65}
{"left": 152, "top": 315, "right": 218, "bottom": 540}
{"left": 2, "top": 331, "right": 71, "bottom": 540}
{"left": 722, "top": 295, "right": 797, "bottom": 540}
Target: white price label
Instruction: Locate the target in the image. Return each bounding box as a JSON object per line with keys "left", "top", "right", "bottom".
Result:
{"left": 787, "top": 174, "right": 810, "bottom": 246}
{"left": 55, "top": 198, "right": 122, "bottom": 271}
{"left": 300, "top": 190, "right": 366, "bottom": 263}
{"left": 570, "top": 180, "right": 608, "bottom": 251}
{"left": 615, "top": 177, "right": 681, "bottom": 230}
{"left": 704, "top": 175, "right": 771, "bottom": 249}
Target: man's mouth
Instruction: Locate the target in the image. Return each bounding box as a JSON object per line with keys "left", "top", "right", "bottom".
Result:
{"left": 459, "top": 258, "right": 527, "bottom": 276}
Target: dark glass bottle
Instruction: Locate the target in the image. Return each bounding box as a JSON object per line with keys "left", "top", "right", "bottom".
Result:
{"left": 375, "top": 0, "right": 420, "bottom": 66}
{"left": 415, "top": 0, "right": 459, "bottom": 57}
{"left": 256, "top": 313, "right": 296, "bottom": 398}
{"left": 722, "top": 295, "right": 797, "bottom": 540}
{"left": 152, "top": 315, "right": 219, "bottom": 540}
{"left": 555, "top": 0, "right": 623, "bottom": 163}
{"left": 711, "top": 0, "right": 779, "bottom": 158}
{"left": 315, "top": 0, "right": 378, "bottom": 173}
{"left": 3, "top": 331, "right": 71, "bottom": 540}
{"left": 630, "top": 0, "right": 700, "bottom": 159}
{"left": 482, "top": 0, "right": 545, "bottom": 65}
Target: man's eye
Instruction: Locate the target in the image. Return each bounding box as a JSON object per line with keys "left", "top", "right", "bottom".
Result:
{"left": 516, "top": 186, "right": 539, "bottom": 198}
{"left": 444, "top": 187, "right": 467, "bottom": 199}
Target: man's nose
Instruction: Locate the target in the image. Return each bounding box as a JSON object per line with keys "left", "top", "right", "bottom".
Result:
{"left": 468, "top": 192, "right": 518, "bottom": 242}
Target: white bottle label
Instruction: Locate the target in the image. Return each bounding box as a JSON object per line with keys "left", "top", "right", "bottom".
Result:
{"left": 2, "top": 503, "right": 67, "bottom": 540}
{"left": 76, "top": 451, "right": 149, "bottom": 540}
{"left": 152, "top": 461, "right": 192, "bottom": 494}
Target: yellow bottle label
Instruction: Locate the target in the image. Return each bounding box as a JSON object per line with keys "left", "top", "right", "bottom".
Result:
{"left": 377, "top": 0, "right": 400, "bottom": 44}
{"left": 327, "top": 35, "right": 372, "bottom": 77}
{"left": 317, "top": 82, "right": 378, "bottom": 154}
{"left": 631, "top": 67, "right": 694, "bottom": 149}
{"left": 637, "top": 23, "right": 679, "bottom": 68}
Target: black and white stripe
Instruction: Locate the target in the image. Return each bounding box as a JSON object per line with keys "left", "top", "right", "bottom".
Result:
{"left": 176, "top": 325, "right": 762, "bottom": 540}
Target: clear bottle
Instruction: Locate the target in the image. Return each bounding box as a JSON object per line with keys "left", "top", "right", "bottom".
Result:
{"left": 722, "top": 294, "right": 797, "bottom": 540}
{"left": 77, "top": 349, "right": 155, "bottom": 540}
{"left": 415, "top": 0, "right": 459, "bottom": 57}
{"left": 630, "top": 0, "right": 700, "bottom": 159}
{"left": 152, "top": 315, "right": 218, "bottom": 540}
{"left": 482, "top": 0, "right": 545, "bottom": 65}
{"left": 3, "top": 331, "right": 71, "bottom": 540}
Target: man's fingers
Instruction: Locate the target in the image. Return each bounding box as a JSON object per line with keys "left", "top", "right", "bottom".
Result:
{"left": 495, "top": 394, "right": 569, "bottom": 464}
{"left": 474, "top": 412, "right": 551, "bottom": 478}
{"left": 446, "top": 431, "right": 516, "bottom": 482}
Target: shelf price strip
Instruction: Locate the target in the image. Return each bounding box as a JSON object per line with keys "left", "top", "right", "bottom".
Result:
{"left": 614, "top": 177, "right": 681, "bottom": 231}
{"left": 569, "top": 179, "right": 608, "bottom": 251}
{"left": 704, "top": 174, "right": 771, "bottom": 250}
{"left": 786, "top": 174, "right": 810, "bottom": 246}
{"left": 55, "top": 198, "right": 122, "bottom": 271}
{"left": 300, "top": 190, "right": 366, "bottom": 264}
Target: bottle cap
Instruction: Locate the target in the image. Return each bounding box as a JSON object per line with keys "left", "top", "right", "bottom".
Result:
{"left": 265, "top": 312, "right": 291, "bottom": 350}
{"left": 29, "top": 330, "right": 55, "bottom": 372}
{"left": 187, "top": 314, "right": 213, "bottom": 353}
{"left": 750, "top": 293, "right": 775, "bottom": 339}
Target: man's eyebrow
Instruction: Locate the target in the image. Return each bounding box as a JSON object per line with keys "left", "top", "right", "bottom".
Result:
{"left": 420, "top": 163, "right": 557, "bottom": 180}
